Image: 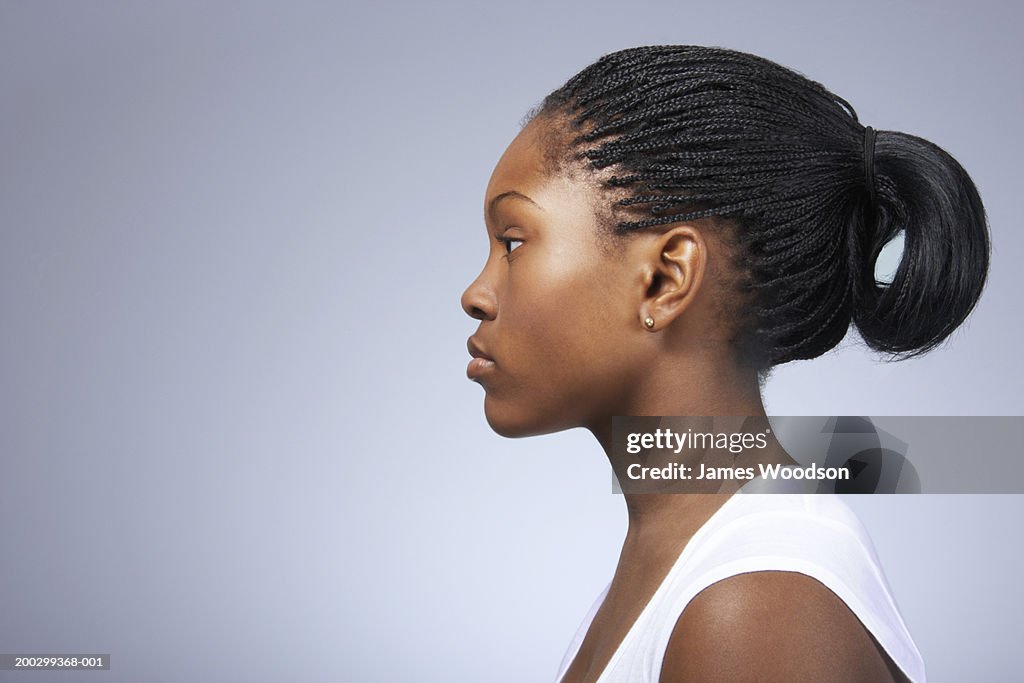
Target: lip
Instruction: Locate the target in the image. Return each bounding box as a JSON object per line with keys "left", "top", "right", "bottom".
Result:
{"left": 467, "top": 337, "right": 496, "bottom": 381}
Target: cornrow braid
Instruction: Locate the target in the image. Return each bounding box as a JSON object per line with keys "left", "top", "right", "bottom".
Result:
{"left": 529, "top": 45, "right": 990, "bottom": 368}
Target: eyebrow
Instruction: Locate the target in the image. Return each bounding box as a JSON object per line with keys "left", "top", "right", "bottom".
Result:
{"left": 487, "top": 190, "right": 542, "bottom": 224}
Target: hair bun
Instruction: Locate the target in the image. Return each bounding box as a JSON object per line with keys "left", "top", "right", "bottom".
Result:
{"left": 850, "top": 130, "right": 989, "bottom": 357}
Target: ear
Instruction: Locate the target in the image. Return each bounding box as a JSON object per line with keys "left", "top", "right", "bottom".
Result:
{"left": 638, "top": 225, "right": 707, "bottom": 331}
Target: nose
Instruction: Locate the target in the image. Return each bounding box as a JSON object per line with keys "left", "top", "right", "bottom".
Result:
{"left": 461, "top": 267, "right": 497, "bottom": 322}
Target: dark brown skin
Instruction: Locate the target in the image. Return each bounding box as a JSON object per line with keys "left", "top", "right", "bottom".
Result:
{"left": 461, "top": 117, "right": 907, "bottom": 682}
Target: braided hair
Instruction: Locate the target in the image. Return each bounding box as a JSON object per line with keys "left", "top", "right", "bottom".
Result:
{"left": 527, "top": 45, "right": 989, "bottom": 368}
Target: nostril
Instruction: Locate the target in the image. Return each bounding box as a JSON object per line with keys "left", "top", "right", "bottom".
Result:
{"left": 461, "top": 281, "right": 496, "bottom": 321}
{"left": 461, "top": 297, "right": 485, "bottom": 320}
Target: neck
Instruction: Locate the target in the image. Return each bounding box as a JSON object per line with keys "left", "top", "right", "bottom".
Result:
{"left": 586, "top": 351, "right": 794, "bottom": 540}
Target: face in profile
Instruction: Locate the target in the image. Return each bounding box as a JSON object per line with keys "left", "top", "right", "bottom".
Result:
{"left": 461, "top": 118, "right": 651, "bottom": 438}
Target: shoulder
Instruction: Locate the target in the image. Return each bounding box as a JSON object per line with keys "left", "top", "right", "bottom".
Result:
{"left": 660, "top": 570, "right": 910, "bottom": 683}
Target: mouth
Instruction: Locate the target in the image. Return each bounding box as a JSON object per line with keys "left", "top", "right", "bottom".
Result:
{"left": 467, "top": 337, "right": 496, "bottom": 382}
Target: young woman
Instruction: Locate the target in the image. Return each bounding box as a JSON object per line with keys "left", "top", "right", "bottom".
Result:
{"left": 461, "top": 45, "right": 988, "bottom": 682}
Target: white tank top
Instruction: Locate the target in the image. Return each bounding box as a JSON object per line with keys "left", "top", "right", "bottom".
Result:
{"left": 554, "top": 491, "right": 926, "bottom": 682}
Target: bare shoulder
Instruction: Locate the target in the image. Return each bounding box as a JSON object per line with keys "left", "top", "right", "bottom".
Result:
{"left": 660, "top": 570, "right": 910, "bottom": 683}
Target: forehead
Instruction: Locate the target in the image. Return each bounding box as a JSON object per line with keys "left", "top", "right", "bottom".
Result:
{"left": 484, "top": 118, "right": 606, "bottom": 226}
{"left": 484, "top": 119, "right": 553, "bottom": 206}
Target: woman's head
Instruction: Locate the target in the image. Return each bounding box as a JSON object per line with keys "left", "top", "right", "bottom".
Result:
{"left": 463, "top": 45, "right": 989, "bottom": 436}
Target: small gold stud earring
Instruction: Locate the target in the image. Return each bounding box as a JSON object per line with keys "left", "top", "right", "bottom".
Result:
{"left": 643, "top": 316, "right": 655, "bottom": 329}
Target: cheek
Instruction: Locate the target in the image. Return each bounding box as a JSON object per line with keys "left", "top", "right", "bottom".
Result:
{"left": 509, "top": 253, "right": 590, "bottom": 345}
{"left": 501, "top": 249, "right": 632, "bottom": 393}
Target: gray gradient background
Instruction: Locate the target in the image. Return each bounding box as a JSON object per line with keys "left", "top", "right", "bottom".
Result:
{"left": 1, "top": 1, "right": 1021, "bottom": 681}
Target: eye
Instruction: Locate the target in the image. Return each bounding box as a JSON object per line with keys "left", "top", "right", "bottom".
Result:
{"left": 502, "top": 237, "right": 524, "bottom": 255}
